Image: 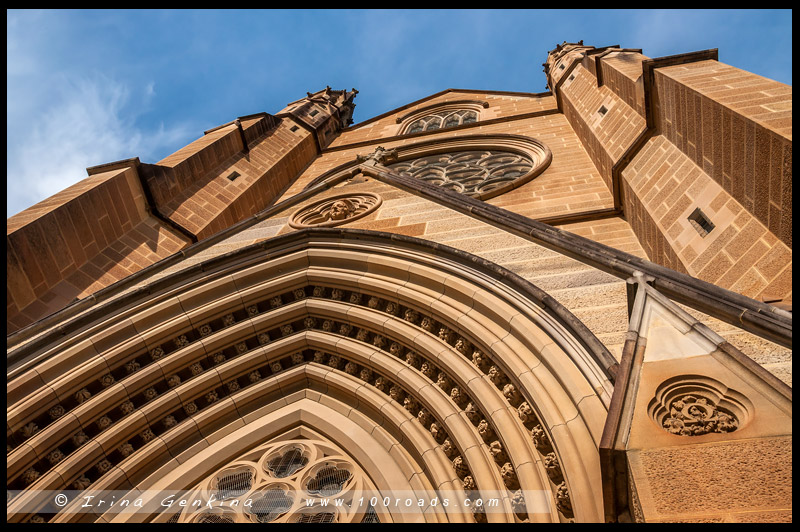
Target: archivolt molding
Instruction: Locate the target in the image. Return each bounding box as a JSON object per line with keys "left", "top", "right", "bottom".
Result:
{"left": 7, "top": 230, "right": 609, "bottom": 523}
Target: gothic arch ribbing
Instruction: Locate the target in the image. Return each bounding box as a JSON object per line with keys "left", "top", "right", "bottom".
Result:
{"left": 7, "top": 229, "right": 610, "bottom": 523}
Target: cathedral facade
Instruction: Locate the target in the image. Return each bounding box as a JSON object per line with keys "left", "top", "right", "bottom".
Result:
{"left": 7, "top": 41, "right": 792, "bottom": 523}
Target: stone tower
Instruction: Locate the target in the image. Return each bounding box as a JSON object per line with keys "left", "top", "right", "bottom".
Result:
{"left": 6, "top": 41, "right": 791, "bottom": 524}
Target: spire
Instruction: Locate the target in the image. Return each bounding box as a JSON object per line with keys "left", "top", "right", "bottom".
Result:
{"left": 277, "top": 87, "right": 359, "bottom": 149}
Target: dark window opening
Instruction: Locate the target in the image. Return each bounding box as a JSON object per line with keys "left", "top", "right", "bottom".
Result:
{"left": 688, "top": 208, "right": 715, "bottom": 237}
{"left": 309, "top": 109, "right": 319, "bottom": 117}
{"left": 290, "top": 125, "right": 299, "bottom": 132}
{"left": 226, "top": 171, "right": 241, "bottom": 182}
{"left": 598, "top": 105, "right": 608, "bottom": 116}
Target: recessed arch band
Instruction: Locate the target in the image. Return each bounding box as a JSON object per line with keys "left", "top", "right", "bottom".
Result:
{"left": 7, "top": 228, "right": 609, "bottom": 523}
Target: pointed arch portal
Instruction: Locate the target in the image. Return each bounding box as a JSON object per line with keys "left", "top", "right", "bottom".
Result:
{"left": 7, "top": 229, "right": 614, "bottom": 523}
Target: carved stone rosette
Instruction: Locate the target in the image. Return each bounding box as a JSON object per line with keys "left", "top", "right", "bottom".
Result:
{"left": 288, "top": 193, "right": 382, "bottom": 229}
{"left": 648, "top": 375, "right": 751, "bottom": 437}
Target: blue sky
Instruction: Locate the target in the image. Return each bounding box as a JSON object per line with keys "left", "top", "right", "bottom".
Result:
{"left": 6, "top": 9, "right": 793, "bottom": 218}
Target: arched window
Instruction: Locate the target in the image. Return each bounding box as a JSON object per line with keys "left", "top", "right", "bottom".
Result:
{"left": 397, "top": 100, "right": 488, "bottom": 135}
{"left": 406, "top": 109, "right": 478, "bottom": 134}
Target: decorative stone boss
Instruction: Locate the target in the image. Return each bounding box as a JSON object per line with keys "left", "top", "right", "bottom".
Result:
{"left": 288, "top": 192, "right": 382, "bottom": 229}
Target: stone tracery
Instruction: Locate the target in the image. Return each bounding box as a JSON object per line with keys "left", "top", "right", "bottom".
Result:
{"left": 175, "top": 436, "right": 381, "bottom": 523}
{"left": 405, "top": 109, "right": 478, "bottom": 134}
{"left": 389, "top": 150, "right": 535, "bottom": 198}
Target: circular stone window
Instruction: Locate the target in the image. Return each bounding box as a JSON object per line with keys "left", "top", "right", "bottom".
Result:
{"left": 288, "top": 192, "right": 382, "bottom": 229}
{"left": 385, "top": 137, "right": 551, "bottom": 201}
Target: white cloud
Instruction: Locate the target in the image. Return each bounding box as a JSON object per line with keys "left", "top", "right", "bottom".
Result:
{"left": 7, "top": 74, "right": 193, "bottom": 218}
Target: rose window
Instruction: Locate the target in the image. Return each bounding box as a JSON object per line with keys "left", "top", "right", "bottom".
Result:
{"left": 388, "top": 150, "right": 535, "bottom": 198}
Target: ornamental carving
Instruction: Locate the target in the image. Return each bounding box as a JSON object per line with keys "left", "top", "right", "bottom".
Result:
{"left": 555, "top": 481, "right": 573, "bottom": 516}
{"left": 500, "top": 462, "right": 519, "bottom": 490}
{"left": 661, "top": 395, "right": 738, "bottom": 436}
{"left": 72, "top": 431, "right": 89, "bottom": 447}
{"left": 288, "top": 193, "right": 382, "bottom": 229}
{"left": 648, "top": 376, "right": 751, "bottom": 437}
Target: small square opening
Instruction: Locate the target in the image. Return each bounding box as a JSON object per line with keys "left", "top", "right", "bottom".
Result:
{"left": 309, "top": 109, "right": 319, "bottom": 117}
{"left": 688, "top": 208, "right": 715, "bottom": 237}
{"left": 598, "top": 105, "right": 608, "bottom": 116}
{"left": 226, "top": 171, "right": 241, "bottom": 182}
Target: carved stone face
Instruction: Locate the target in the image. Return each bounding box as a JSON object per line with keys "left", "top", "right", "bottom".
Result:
{"left": 518, "top": 402, "right": 536, "bottom": 425}
{"left": 478, "top": 419, "right": 495, "bottom": 441}
{"left": 330, "top": 200, "right": 352, "bottom": 220}
{"left": 455, "top": 338, "right": 470, "bottom": 355}
{"left": 453, "top": 456, "right": 469, "bottom": 478}
{"left": 462, "top": 475, "right": 475, "bottom": 491}
{"left": 389, "top": 385, "right": 403, "bottom": 402}
{"left": 430, "top": 422, "right": 446, "bottom": 443}
{"left": 450, "top": 387, "right": 467, "bottom": 407}
{"left": 501, "top": 463, "right": 519, "bottom": 490}
{"left": 403, "top": 396, "right": 418, "bottom": 413}
{"left": 420, "top": 362, "right": 437, "bottom": 379}
{"left": 503, "top": 383, "right": 521, "bottom": 405}
{"left": 441, "top": 438, "right": 457, "bottom": 458}
{"left": 418, "top": 410, "right": 433, "bottom": 427}
{"left": 489, "top": 440, "right": 508, "bottom": 464}
{"left": 464, "top": 402, "right": 481, "bottom": 424}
